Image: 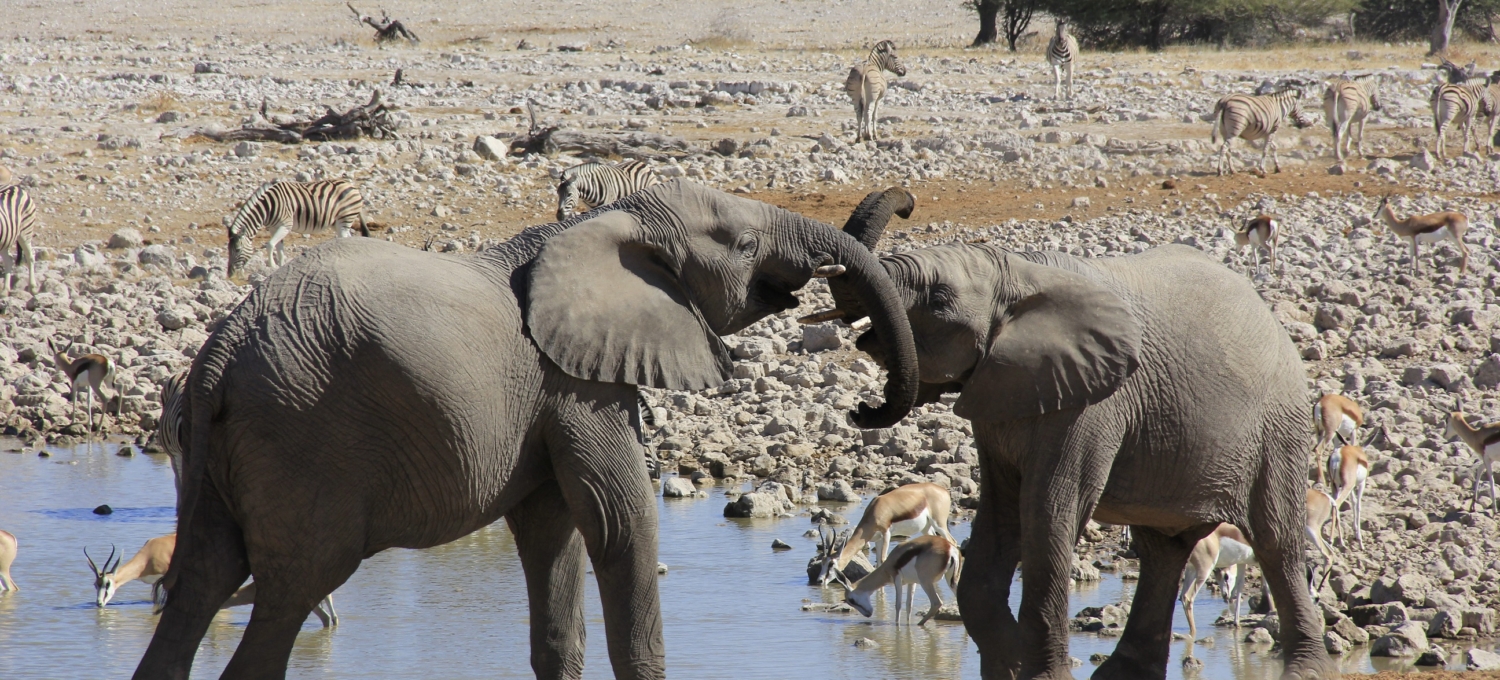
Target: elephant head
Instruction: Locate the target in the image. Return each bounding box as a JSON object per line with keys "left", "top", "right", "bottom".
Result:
{"left": 819, "top": 187, "right": 1141, "bottom": 421}
{"left": 525, "top": 180, "right": 919, "bottom": 428}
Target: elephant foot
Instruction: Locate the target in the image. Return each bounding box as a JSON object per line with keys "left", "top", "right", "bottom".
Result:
{"left": 1280, "top": 651, "right": 1338, "bottom": 680}
{"left": 1093, "top": 650, "right": 1167, "bottom": 680}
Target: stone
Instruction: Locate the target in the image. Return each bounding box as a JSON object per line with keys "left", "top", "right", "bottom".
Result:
{"left": 92, "top": 504, "right": 112, "bottom": 515}
{"left": 108, "top": 228, "right": 144, "bottom": 249}
{"left": 816, "top": 480, "right": 861, "bottom": 503}
{"left": 137, "top": 244, "right": 175, "bottom": 267}
{"left": 1463, "top": 608, "right": 1496, "bottom": 634}
{"left": 156, "top": 307, "right": 194, "bottom": 331}
{"left": 1071, "top": 560, "right": 1101, "bottom": 581}
{"left": 1324, "top": 630, "right": 1351, "bottom": 655}
{"left": 1327, "top": 163, "right": 1345, "bottom": 175}
{"left": 1416, "top": 647, "right": 1447, "bottom": 666}
{"left": 1474, "top": 355, "right": 1500, "bottom": 389}
{"left": 771, "top": 539, "right": 792, "bottom": 551}
{"left": 193, "top": 62, "right": 226, "bottom": 74}
{"left": 1467, "top": 647, "right": 1500, "bottom": 670}
{"left": 1370, "top": 622, "right": 1429, "bottom": 657}
{"left": 232, "top": 141, "right": 261, "bottom": 158}
{"left": 1071, "top": 196, "right": 1091, "bottom": 209}
{"left": 854, "top": 637, "right": 879, "bottom": 650}
{"left": 1245, "top": 627, "right": 1274, "bottom": 644}
{"left": 1429, "top": 609, "right": 1462, "bottom": 638}
{"left": 472, "top": 135, "right": 507, "bottom": 161}
{"left": 713, "top": 138, "right": 740, "bottom": 156}
{"left": 802, "top": 324, "right": 841, "bottom": 352}
{"left": 723, "top": 491, "right": 788, "bottom": 518}
{"left": 661, "top": 477, "right": 696, "bottom": 498}
{"left": 1372, "top": 573, "right": 1430, "bottom": 608}
{"left": 1409, "top": 148, "right": 1436, "bottom": 171}
{"left": 73, "top": 244, "right": 103, "bottom": 267}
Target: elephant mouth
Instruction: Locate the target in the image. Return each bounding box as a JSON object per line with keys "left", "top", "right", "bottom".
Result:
{"left": 746, "top": 275, "right": 801, "bottom": 318}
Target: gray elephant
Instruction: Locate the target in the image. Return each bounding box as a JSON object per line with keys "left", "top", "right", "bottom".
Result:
{"left": 135, "top": 181, "right": 919, "bottom": 679}
{"left": 818, "top": 189, "right": 1333, "bottom": 680}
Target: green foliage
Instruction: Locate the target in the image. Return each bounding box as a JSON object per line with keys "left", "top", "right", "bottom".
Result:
{"left": 1355, "top": 0, "right": 1500, "bottom": 42}
{"left": 1046, "top": 0, "right": 1360, "bottom": 49}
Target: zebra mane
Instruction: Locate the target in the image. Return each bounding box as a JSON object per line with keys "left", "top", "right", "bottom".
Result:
{"left": 227, "top": 181, "right": 278, "bottom": 236}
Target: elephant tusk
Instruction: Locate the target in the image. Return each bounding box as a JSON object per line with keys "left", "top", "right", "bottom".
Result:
{"left": 813, "top": 264, "right": 846, "bottom": 278}
{"left": 849, "top": 317, "right": 871, "bottom": 330}
{"left": 798, "top": 309, "right": 846, "bottom": 325}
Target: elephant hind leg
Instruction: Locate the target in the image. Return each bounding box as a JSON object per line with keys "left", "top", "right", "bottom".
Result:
{"left": 957, "top": 454, "right": 1024, "bottom": 679}
{"left": 1245, "top": 482, "right": 1337, "bottom": 679}
{"left": 133, "top": 481, "right": 251, "bottom": 680}
{"left": 507, "top": 480, "right": 588, "bottom": 680}
{"left": 1094, "top": 525, "right": 1214, "bottom": 680}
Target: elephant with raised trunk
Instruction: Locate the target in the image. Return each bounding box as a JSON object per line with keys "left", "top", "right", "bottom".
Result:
{"left": 136, "top": 181, "right": 918, "bottom": 679}
{"left": 818, "top": 188, "right": 1334, "bottom": 680}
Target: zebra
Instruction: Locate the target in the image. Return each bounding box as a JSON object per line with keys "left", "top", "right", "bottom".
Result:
{"left": 845, "top": 40, "right": 907, "bottom": 143}
{"left": 554, "top": 160, "right": 661, "bottom": 221}
{"left": 1210, "top": 87, "right": 1315, "bottom": 176}
{"left": 0, "top": 183, "right": 37, "bottom": 295}
{"left": 156, "top": 370, "right": 188, "bottom": 500}
{"left": 1322, "top": 76, "right": 1382, "bottom": 162}
{"left": 225, "top": 178, "right": 368, "bottom": 276}
{"left": 1046, "top": 21, "right": 1080, "bottom": 100}
{"left": 1431, "top": 79, "right": 1493, "bottom": 159}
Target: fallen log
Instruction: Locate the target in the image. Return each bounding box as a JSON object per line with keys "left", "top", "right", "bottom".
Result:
{"left": 192, "top": 91, "right": 398, "bottom": 144}
{"left": 508, "top": 129, "right": 695, "bottom": 158}
{"left": 347, "top": 3, "right": 420, "bottom": 44}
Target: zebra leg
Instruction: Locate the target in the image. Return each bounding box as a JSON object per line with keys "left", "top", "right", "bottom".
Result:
{"left": 0, "top": 244, "right": 12, "bottom": 295}
{"left": 265, "top": 223, "right": 292, "bottom": 269}
{"left": 1064, "top": 61, "right": 1074, "bottom": 99}
{"left": 869, "top": 94, "right": 881, "bottom": 141}
{"left": 1052, "top": 63, "right": 1062, "bottom": 99}
{"left": 19, "top": 235, "right": 33, "bottom": 294}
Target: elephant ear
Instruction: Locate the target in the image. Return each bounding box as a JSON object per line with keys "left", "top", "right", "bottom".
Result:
{"left": 953, "top": 256, "right": 1141, "bottom": 422}
{"left": 526, "top": 210, "right": 730, "bottom": 390}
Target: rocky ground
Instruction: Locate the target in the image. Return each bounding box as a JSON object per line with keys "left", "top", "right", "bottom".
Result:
{"left": 5, "top": 0, "right": 1500, "bottom": 672}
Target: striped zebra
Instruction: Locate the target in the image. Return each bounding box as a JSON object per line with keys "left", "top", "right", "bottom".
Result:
{"left": 554, "top": 160, "right": 661, "bottom": 221}
{"left": 1046, "top": 21, "right": 1080, "bottom": 100}
{"left": 1322, "top": 76, "right": 1381, "bottom": 162}
{"left": 1210, "top": 87, "right": 1315, "bottom": 176}
{"left": 0, "top": 183, "right": 37, "bottom": 294}
{"left": 156, "top": 370, "right": 188, "bottom": 500}
{"left": 1430, "top": 79, "right": 1493, "bottom": 158}
{"left": 225, "top": 178, "right": 368, "bottom": 276}
{"left": 845, "top": 40, "right": 907, "bottom": 143}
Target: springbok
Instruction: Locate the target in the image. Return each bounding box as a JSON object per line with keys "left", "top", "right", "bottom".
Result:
{"left": 1178, "top": 523, "right": 1256, "bottom": 639}
{"left": 1327, "top": 444, "right": 1370, "bottom": 548}
{"left": 1312, "top": 393, "right": 1363, "bottom": 487}
{"left": 1370, "top": 195, "right": 1470, "bottom": 274}
{"left": 1306, "top": 488, "right": 1337, "bottom": 593}
{"left": 1234, "top": 214, "right": 1281, "bottom": 274}
{"left": 820, "top": 481, "right": 954, "bottom": 585}
{"left": 48, "top": 339, "right": 118, "bottom": 432}
{"left": 1446, "top": 411, "right": 1500, "bottom": 513}
{"left": 0, "top": 529, "right": 16, "bottom": 591}
{"left": 88, "top": 534, "right": 337, "bottom": 626}
{"left": 841, "top": 534, "right": 961, "bottom": 626}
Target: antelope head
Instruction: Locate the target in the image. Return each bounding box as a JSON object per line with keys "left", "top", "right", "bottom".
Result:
{"left": 86, "top": 545, "right": 120, "bottom": 607}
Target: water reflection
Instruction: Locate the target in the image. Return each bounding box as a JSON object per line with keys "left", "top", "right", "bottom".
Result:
{"left": 0, "top": 442, "right": 1489, "bottom": 678}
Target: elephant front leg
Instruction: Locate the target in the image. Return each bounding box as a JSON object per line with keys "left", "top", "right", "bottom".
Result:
{"left": 1247, "top": 485, "right": 1337, "bottom": 680}
{"left": 507, "top": 480, "right": 588, "bottom": 680}
{"left": 1094, "top": 525, "right": 1213, "bottom": 680}
{"left": 958, "top": 453, "right": 1024, "bottom": 679}
{"left": 550, "top": 395, "right": 665, "bottom": 680}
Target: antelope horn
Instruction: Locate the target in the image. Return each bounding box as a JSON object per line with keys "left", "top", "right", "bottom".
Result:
{"left": 85, "top": 547, "right": 100, "bottom": 578}
{"left": 813, "top": 264, "right": 846, "bottom": 278}
{"left": 106, "top": 544, "right": 118, "bottom": 574}
{"left": 798, "top": 309, "right": 846, "bottom": 325}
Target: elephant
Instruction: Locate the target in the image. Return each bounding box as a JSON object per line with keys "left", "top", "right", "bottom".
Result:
{"left": 135, "top": 181, "right": 919, "bottom": 679}
{"left": 816, "top": 188, "right": 1334, "bottom": 680}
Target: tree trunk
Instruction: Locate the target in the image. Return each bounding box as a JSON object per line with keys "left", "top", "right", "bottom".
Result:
{"left": 972, "top": 0, "right": 1001, "bottom": 47}
{"left": 1431, "top": 0, "right": 1463, "bottom": 55}
{"left": 1003, "top": 0, "right": 1037, "bottom": 52}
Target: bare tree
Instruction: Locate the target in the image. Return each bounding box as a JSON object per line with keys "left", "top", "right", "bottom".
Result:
{"left": 968, "top": 0, "right": 1038, "bottom": 50}
{"left": 1432, "top": 0, "right": 1464, "bottom": 54}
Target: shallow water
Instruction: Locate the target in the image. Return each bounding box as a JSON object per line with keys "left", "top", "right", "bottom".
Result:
{"left": 0, "top": 442, "right": 1485, "bottom": 678}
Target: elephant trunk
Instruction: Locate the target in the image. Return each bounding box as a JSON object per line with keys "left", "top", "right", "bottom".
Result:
{"left": 812, "top": 219, "right": 918, "bottom": 430}
{"left": 827, "top": 187, "right": 914, "bottom": 321}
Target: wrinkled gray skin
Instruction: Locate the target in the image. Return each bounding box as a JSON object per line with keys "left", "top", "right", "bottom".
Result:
{"left": 829, "top": 189, "right": 1333, "bottom": 680}
{"left": 135, "top": 181, "right": 919, "bottom": 680}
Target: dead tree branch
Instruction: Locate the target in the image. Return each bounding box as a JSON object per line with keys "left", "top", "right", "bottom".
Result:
{"left": 347, "top": 2, "right": 420, "bottom": 44}
{"left": 197, "top": 90, "right": 399, "bottom": 144}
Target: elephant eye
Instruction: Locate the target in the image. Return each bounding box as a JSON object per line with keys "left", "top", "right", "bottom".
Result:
{"left": 928, "top": 284, "right": 958, "bottom": 311}
{"left": 736, "top": 234, "right": 759, "bottom": 259}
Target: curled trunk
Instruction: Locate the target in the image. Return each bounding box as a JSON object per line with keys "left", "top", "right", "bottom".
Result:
{"left": 828, "top": 188, "right": 915, "bottom": 321}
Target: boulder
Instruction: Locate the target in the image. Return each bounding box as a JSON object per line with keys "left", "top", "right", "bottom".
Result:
{"left": 816, "top": 480, "right": 861, "bottom": 503}
{"left": 1370, "top": 622, "right": 1429, "bottom": 657}
{"left": 723, "top": 491, "right": 785, "bottom": 518}
{"left": 1428, "top": 609, "right": 1462, "bottom": 639}
{"left": 801, "top": 323, "right": 842, "bottom": 352}
{"left": 661, "top": 477, "right": 696, "bottom": 498}
{"left": 473, "top": 135, "right": 508, "bottom": 161}
{"left": 1324, "top": 630, "right": 1352, "bottom": 655}
{"left": 1409, "top": 148, "right": 1436, "bottom": 171}
{"left": 156, "top": 307, "right": 194, "bottom": 331}
{"left": 1371, "top": 573, "right": 1430, "bottom": 608}
{"left": 1467, "top": 647, "right": 1500, "bottom": 671}
{"left": 108, "top": 228, "right": 144, "bottom": 249}
{"left": 137, "top": 244, "right": 176, "bottom": 267}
